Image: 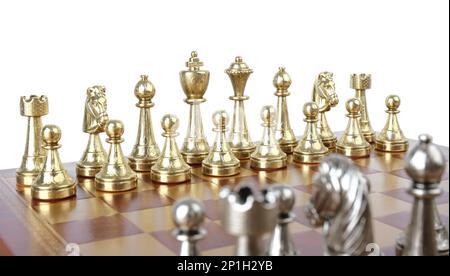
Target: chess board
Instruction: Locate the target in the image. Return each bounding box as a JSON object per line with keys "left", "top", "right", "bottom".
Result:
{"left": 0, "top": 136, "right": 448, "bottom": 256}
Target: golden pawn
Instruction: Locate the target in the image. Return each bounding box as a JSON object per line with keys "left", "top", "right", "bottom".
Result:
{"left": 95, "top": 120, "right": 137, "bottom": 192}
{"left": 293, "top": 102, "right": 329, "bottom": 164}
{"left": 202, "top": 110, "right": 240, "bottom": 176}
{"left": 180, "top": 51, "right": 210, "bottom": 164}
{"left": 250, "top": 106, "right": 287, "bottom": 170}
{"left": 226, "top": 56, "right": 256, "bottom": 159}
{"left": 76, "top": 86, "right": 109, "bottom": 177}
{"left": 31, "top": 125, "right": 76, "bottom": 200}
{"left": 17, "top": 95, "right": 48, "bottom": 189}
{"left": 350, "top": 74, "right": 375, "bottom": 143}
{"left": 375, "top": 95, "right": 408, "bottom": 152}
{"left": 337, "top": 98, "right": 371, "bottom": 158}
{"left": 273, "top": 67, "right": 297, "bottom": 154}
{"left": 151, "top": 115, "right": 191, "bottom": 183}
{"left": 128, "top": 75, "right": 160, "bottom": 171}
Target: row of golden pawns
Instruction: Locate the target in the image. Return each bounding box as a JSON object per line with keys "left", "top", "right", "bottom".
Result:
{"left": 15, "top": 52, "right": 409, "bottom": 201}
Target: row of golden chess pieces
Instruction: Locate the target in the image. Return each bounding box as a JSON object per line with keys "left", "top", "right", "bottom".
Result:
{"left": 16, "top": 51, "right": 408, "bottom": 201}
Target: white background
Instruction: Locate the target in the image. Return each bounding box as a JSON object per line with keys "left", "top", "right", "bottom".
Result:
{"left": 0, "top": 0, "right": 448, "bottom": 169}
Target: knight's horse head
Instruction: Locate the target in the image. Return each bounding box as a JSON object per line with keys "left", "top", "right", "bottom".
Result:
{"left": 83, "top": 86, "right": 109, "bottom": 134}
{"left": 314, "top": 72, "right": 339, "bottom": 109}
{"left": 305, "top": 154, "right": 374, "bottom": 255}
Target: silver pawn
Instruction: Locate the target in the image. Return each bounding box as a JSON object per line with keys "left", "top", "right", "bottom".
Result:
{"left": 172, "top": 198, "right": 206, "bottom": 256}
{"left": 396, "top": 134, "right": 449, "bottom": 256}
{"left": 220, "top": 184, "right": 278, "bottom": 256}
{"left": 267, "top": 185, "right": 298, "bottom": 256}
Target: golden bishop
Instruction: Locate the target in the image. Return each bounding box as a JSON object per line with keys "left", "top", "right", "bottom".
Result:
{"left": 250, "top": 106, "right": 287, "bottom": 170}
{"left": 95, "top": 120, "right": 137, "bottom": 192}
{"left": 151, "top": 114, "right": 191, "bottom": 183}
{"left": 375, "top": 95, "right": 408, "bottom": 152}
{"left": 293, "top": 102, "right": 329, "bottom": 164}
{"left": 336, "top": 98, "right": 371, "bottom": 158}
{"left": 31, "top": 125, "right": 76, "bottom": 200}
{"left": 202, "top": 110, "right": 240, "bottom": 176}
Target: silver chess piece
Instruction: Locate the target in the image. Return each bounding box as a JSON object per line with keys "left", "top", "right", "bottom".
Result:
{"left": 267, "top": 185, "right": 298, "bottom": 256}
{"left": 220, "top": 184, "right": 278, "bottom": 256}
{"left": 172, "top": 198, "right": 206, "bottom": 256}
{"left": 305, "top": 154, "right": 377, "bottom": 256}
{"left": 396, "top": 134, "right": 449, "bottom": 256}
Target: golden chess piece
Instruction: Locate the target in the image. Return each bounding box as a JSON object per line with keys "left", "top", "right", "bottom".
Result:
{"left": 376, "top": 95, "right": 409, "bottom": 152}
{"left": 128, "top": 75, "right": 160, "bottom": 171}
{"left": 337, "top": 98, "right": 371, "bottom": 158}
{"left": 350, "top": 74, "right": 375, "bottom": 143}
{"left": 76, "top": 86, "right": 109, "bottom": 177}
{"left": 180, "top": 51, "right": 210, "bottom": 164}
{"left": 95, "top": 120, "right": 137, "bottom": 192}
{"left": 202, "top": 110, "right": 240, "bottom": 176}
{"left": 31, "top": 125, "right": 76, "bottom": 200}
{"left": 273, "top": 67, "right": 297, "bottom": 154}
{"left": 16, "top": 95, "right": 48, "bottom": 189}
{"left": 250, "top": 106, "right": 287, "bottom": 170}
{"left": 312, "top": 72, "right": 339, "bottom": 149}
{"left": 293, "top": 102, "right": 329, "bottom": 164}
{"left": 151, "top": 114, "right": 191, "bottom": 183}
{"left": 226, "top": 56, "right": 256, "bottom": 159}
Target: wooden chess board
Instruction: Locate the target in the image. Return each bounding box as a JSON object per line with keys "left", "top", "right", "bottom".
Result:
{"left": 0, "top": 137, "right": 448, "bottom": 256}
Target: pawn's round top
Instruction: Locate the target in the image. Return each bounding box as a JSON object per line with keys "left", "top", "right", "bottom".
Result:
{"left": 405, "top": 134, "right": 445, "bottom": 184}
{"left": 106, "top": 120, "right": 124, "bottom": 139}
{"left": 273, "top": 67, "right": 292, "bottom": 91}
{"left": 161, "top": 114, "right": 179, "bottom": 133}
{"left": 385, "top": 95, "right": 400, "bottom": 110}
{"left": 212, "top": 110, "right": 229, "bottom": 129}
{"left": 42, "top": 124, "right": 61, "bottom": 146}
{"left": 303, "top": 102, "right": 319, "bottom": 118}
{"left": 225, "top": 56, "right": 253, "bottom": 74}
{"left": 272, "top": 185, "right": 295, "bottom": 214}
{"left": 346, "top": 98, "right": 361, "bottom": 114}
{"left": 134, "top": 75, "right": 155, "bottom": 100}
{"left": 172, "top": 198, "right": 205, "bottom": 232}
{"left": 261, "top": 105, "right": 276, "bottom": 124}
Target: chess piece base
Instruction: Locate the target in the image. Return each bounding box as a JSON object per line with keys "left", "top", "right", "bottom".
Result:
{"left": 395, "top": 238, "right": 449, "bottom": 256}
{"left": 182, "top": 153, "right": 208, "bottom": 165}
{"left": 128, "top": 157, "right": 157, "bottom": 172}
{"left": 322, "top": 137, "right": 337, "bottom": 149}
{"left": 31, "top": 184, "right": 76, "bottom": 201}
{"left": 231, "top": 146, "right": 256, "bottom": 160}
{"left": 202, "top": 163, "right": 240, "bottom": 177}
{"left": 363, "top": 132, "right": 376, "bottom": 144}
{"left": 151, "top": 169, "right": 191, "bottom": 184}
{"left": 279, "top": 142, "right": 297, "bottom": 154}
{"left": 336, "top": 145, "right": 371, "bottom": 158}
{"left": 375, "top": 140, "right": 408, "bottom": 153}
{"left": 95, "top": 176, "right": 137, "bottom": 192}
{"left": 293, "top": 151, "right": 328, "bottom": 164}
{"left": 76, "top": 164, "right": 103, "bottom": 178}
{"left": 16, "top": 172, "right": 38, "bottom": 188}
{"left": 250, "top": 157, "right": 287, "bottom": 170}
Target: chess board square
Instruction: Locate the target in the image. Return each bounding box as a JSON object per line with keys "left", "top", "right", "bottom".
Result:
{"left": 292, "top": 205, "right": 311, "bottom": 227}
{"left": 0, "top": 239, "right": 13, "bottom": 256}
{"left": 151, "top": 221, "right": 235, "bottom": 253}
{"left": 121, "top": 206, "right": 174, "bottom": 232}
{"left": 391, "top": 163, "right": 449, "bottom": 182}
{"left": 366, "top": 173, "right": 410, "bottom": 193}
{"left": 78, "top": 233, "right": 174, "bottom": 256}
{"left": 203, "top": 199, "right": 221, "bottom": 221}
{"left": 437, "top": 204, "right": 449, "bottom": 216}
{"left": 53, "top": 214, "right": 143, "bottom": 244}
{"left": 293, "top": 190, "right": 311, "bottom": 207}
{"left": 382, "top": 188, "right": 449, "bottom": 205}
{"left": 265, "top": 165, "right": 318, "bottom": 186}
{"left": 293, "top": 184, "right": 313, "bottom": 194}
{"left": 31, "top": 197, "right": 117, "bottom": 224}
{"left": 381, "top": 246, "right": 396, "bottom": 256}
{"left": 99, "top": 189, "right": 173, "bottom": 213}
{"left": 376, "top": 211, "right": 449, "bottom": 230}
{"left": 372, "top": 220, "right": 403, "bottom": 248}
{"left": 160, "top": 182, "right": 219, "bottom": 201}
{"left": 353, "top": 155, "right": 405, "bottom": 173}
{"left": 369, "top": 193, "right": 412, "bottom": 218}
{"left": 203, "top": 245, "right": 235, "bottom": 256}
{"left": 292, "top": 230, "right": 323, "bottom": 256}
